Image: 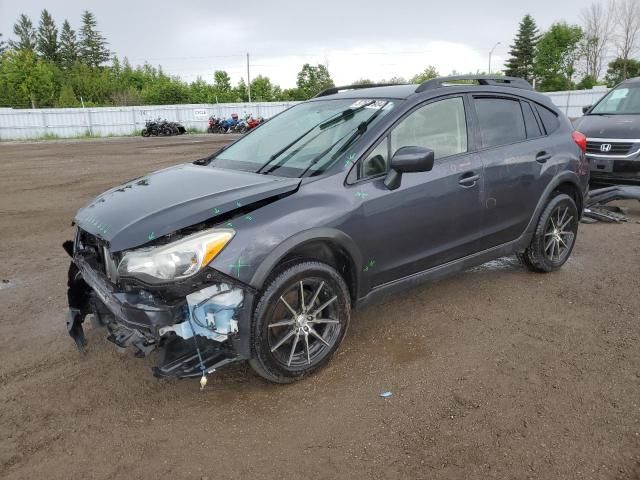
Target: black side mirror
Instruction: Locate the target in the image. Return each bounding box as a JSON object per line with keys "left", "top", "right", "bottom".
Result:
{"left": 582, "top": 105, "right": 592, "bottom": 114}
{"left": 384, "top": 146, "right": 435, "bottom": 190}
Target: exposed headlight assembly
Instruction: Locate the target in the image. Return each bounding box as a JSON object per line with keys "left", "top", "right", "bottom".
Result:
{"left": 117, "top": 229, "right": 234, "bottom": 283}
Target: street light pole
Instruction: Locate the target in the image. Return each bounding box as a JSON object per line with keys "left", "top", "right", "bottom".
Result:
{"left": 488, "top": 41, "right": 501, "bottom": 74}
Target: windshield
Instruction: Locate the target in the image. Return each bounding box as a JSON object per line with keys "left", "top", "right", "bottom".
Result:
{"left": 210, "top": 99, "right": 395, "bottom": 177}
{"left": 590, "top": 84, "right": 640, "bottom": 115}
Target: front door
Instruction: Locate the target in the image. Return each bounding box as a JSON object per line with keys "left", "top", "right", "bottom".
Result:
{"left": 347, "top": 96, "right": 486, "bottom": 288}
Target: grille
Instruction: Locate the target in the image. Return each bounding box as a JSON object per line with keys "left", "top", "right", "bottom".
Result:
{"left": 586, "top": 141, "right": 634, "bottom": 155}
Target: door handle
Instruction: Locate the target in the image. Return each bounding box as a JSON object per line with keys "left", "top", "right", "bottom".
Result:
{"left": 536, "top": 151, "right": 552, "bottom": 163}
{"left": 458, "top": 172, "right": 480, "bottom": 187}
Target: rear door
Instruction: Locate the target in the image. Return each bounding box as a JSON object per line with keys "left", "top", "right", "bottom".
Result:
{"left": 471, "top": 95, "right": 553, "bottom": 248}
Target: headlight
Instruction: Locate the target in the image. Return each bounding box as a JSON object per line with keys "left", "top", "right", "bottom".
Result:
{"left": 117, "top": 229, "right": 234, "bottom": 283}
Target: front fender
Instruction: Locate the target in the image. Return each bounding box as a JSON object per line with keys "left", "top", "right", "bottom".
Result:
{"left": 249, "top": 227, "right": 363, "bottom": 292}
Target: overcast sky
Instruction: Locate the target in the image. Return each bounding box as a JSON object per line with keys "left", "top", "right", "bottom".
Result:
{"left": 0, "top": 0, "right": 588, "bottom": 87}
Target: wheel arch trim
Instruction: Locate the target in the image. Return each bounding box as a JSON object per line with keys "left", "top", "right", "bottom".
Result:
{"left": 250, "top": 228, "right": 363, "bottom": 296}
{"left": 525, "top": 171, "right": 584, "bottom": 237}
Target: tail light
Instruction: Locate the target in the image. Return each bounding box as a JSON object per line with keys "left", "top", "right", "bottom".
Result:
{"left": 572, "top": 131, "right": 587, "bottom": 154}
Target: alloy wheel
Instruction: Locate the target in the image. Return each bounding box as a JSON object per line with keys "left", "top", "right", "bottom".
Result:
{"left": 543, "top": 205, "right": 576, "bottom": 263}
{"left": 267, "top": 278, "right": 342, "bottom": 368}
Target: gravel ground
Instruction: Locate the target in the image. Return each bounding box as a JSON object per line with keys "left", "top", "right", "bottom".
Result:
{"left": 1, "top": 134, "right": 639, "bottom": 480}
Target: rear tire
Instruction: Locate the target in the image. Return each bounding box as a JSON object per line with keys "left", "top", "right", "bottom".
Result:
{"left": 249, "top": 261, "right": 351, "bottom": 383}
{"left": 519, "top": 194, "right": 579, "bottom": 273}
{"left": 141, "top": 128, "right": 150, "bottom": 137}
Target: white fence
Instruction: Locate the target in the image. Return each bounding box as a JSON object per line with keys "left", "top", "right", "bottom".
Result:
{"left": 0, "top": 102, "right": 298, "bottom": 140}
{"left": 0, "top": 87, "right": 611, "bottom": 141}
{"left": 545, "top": 87, "right": 609, "bottom": 118}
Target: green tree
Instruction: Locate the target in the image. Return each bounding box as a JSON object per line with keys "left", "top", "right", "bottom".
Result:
{"left": 0, "top": 49, "right": 57, "bottom": 107}
{"left": 605, "top": 57, "right": 640, "bottom": 86}
{"left": 250, "top": 75, "right": 277, "bottom": 101}
{"left": 280, "top": 87, "right": 302, "bottom": 101}
{"left": 352, "top": 78, "right": 374, "bottom": 85}
{"left": 385, "top": 76, "right": 407, "bottom": 84}
{"left": 296, "top": 64, "right": 334, "bottom": 98}
{"left": 212, "top": 70, "right": 234, "bottom": 102}
{"left": 410, "top": 66, "right": 439, "bottom": 84}
{"left": 534, "top": 22, "right": 584, "bottom": 91}
{"left": 140, "top": 74, "right": 189, "bottom": 105}
{"left": 234, "top": 78, "right": 248, "bottom": 102}
{"left": 59, "top": 20, "right": 79, "bottom": 69}
{"left": 9, "top": 14, "right": 37, "bottom": 51}
{"left": 57, "top": 83, "right": 80, "bottom": 107}
{"left": 576, "top": 75, "right": 599, "bottom": 90}
{"left": 79, "top": 10, "right": 109, "bottom": 67}
{"left": 188, "top": 77, "right": 213, "bottom": 103}
{"left": 36, "top": 9, "right": 59, "bottom": 63}
{"left": 504, "top": 14, "right": 540, "bottom": 83}
{"left": 0, "top": 33, "right": 6, "bottom": 54}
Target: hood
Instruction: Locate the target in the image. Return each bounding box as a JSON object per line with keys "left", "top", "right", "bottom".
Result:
{"left": 573, "top": 114, "right": 640, "bottom": 139}
{"left": 75, "top": 164, "right": 300, "bottom": 252}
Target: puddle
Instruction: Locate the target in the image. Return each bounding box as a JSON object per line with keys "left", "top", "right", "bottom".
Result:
{"left": 468, "top": 256, "right": 522, "bottom": 273}
{"left": 0, "top": 279, "right": 24, "bottom": 292}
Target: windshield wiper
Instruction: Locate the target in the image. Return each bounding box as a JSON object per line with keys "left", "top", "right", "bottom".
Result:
{"left": 298, "top": 101, "right": 390, "bottom": 178}
{"left": 256, "top": 101, "right": 376, "bottom": 174}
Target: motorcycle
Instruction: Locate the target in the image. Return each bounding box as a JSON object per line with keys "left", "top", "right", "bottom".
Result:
{"left": 141, "top": 119, "right": 160, "bottom": 137}
{"left": 245, "top": 116, "right": 264, "bottom": 131}
{"left": 218, "top": 114, "right": 240, "bottom": 133}
{"left": 207, "top": 116, "right": 222, "bottom": 133}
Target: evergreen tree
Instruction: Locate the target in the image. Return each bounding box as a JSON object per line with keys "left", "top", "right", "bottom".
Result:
{"left": 59, "top": 20, "right": 79, "bottom": 69}
{"left": 9, "top": 14, "right": 37, "bottom": 51}
{"left": 57, "top": 83, "right": 80, "bottom": 107}
{"left": 79, "top": 10, "right": 109, "bottom": 67}
{"left": 0, "top": 33, "right": 6, "bottom": 54}
{"left": 36, "top": 9, "right": 59, "bottom": 63}
{"left": 504, "top": 14, "right": 540, "bottom": 83}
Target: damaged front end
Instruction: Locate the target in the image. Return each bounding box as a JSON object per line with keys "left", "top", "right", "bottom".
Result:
{"left": 64, "top": 227, "right": 253, "bottom": 380}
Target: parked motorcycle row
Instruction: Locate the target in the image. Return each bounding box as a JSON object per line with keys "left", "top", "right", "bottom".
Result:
{"left": 141, "top": 118, "right": 187, "bottom": 137}
{"left": 207, "top": 113, "right": 265, "bottom": 134}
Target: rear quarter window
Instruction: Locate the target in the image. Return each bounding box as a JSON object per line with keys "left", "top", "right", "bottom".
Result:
{"left": 521, "top": 101, "right": 543, "bottom": 138}
{"left": 535, "top": 104, "right": 560, "bottom": 134}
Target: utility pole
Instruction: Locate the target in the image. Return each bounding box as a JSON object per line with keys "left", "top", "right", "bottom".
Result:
{"left": 246, "top": 52, "right": 252, "bottom": 103}
{"left": 488, "top": 41, "right": 501, "bottom": 74}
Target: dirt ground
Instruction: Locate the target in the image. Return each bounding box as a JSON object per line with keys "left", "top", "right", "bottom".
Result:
{"left": 1, "top": 134, "right": 639, "bottom": 480}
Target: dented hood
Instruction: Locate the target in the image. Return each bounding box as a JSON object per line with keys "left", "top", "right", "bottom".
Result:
{"left": 74, "top": 164, "right": 300, "bottom": 252}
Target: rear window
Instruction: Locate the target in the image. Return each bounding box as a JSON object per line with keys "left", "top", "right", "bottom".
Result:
{"left": 535, "top": 104, "right": 560, "bottom": 134}
{"left": 474, "top": 97, "right": 526, "bottom": 148}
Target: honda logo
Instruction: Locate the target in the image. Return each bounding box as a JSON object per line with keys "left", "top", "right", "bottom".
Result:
{"left": 600, "top": 143, "right": 612, "bottom": 152}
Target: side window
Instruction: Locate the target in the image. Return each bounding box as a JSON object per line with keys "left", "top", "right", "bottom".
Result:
{"left": 390, "top": 97, "right": 467, "bottom": 160}
{"left": 535, "top": 104, "right": 560, "bottom": 134}
{"left": 474, "top": 97, "right": 526, "bottom": 148}
{"left": 358, "top": 137, "right": 389, "bottom": 179}
{"left": 521, "top": 101, "right": 543, "bottom": 138}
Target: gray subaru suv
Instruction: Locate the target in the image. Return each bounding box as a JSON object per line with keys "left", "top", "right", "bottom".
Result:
{"left": 64, "top": 76, "right": 589, "bottom": 385}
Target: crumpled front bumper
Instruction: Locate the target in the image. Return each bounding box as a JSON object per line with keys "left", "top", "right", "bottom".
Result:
{"left": 66, "top": 254, "right": 254, "bottom": 378}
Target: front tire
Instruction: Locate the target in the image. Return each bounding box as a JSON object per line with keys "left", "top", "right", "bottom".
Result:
{"left": 518, "top": 193, "right": 579, "bottom": 273}
{"left": 249, "top": 261, "right": 351, "bottom": 383}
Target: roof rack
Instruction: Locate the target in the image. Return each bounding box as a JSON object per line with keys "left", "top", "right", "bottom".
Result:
{"left": 415, "top": 75, "right": 533, "bottom": 93}
{"left": 314, "top": 83, "right": 407, "bottom": 98}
